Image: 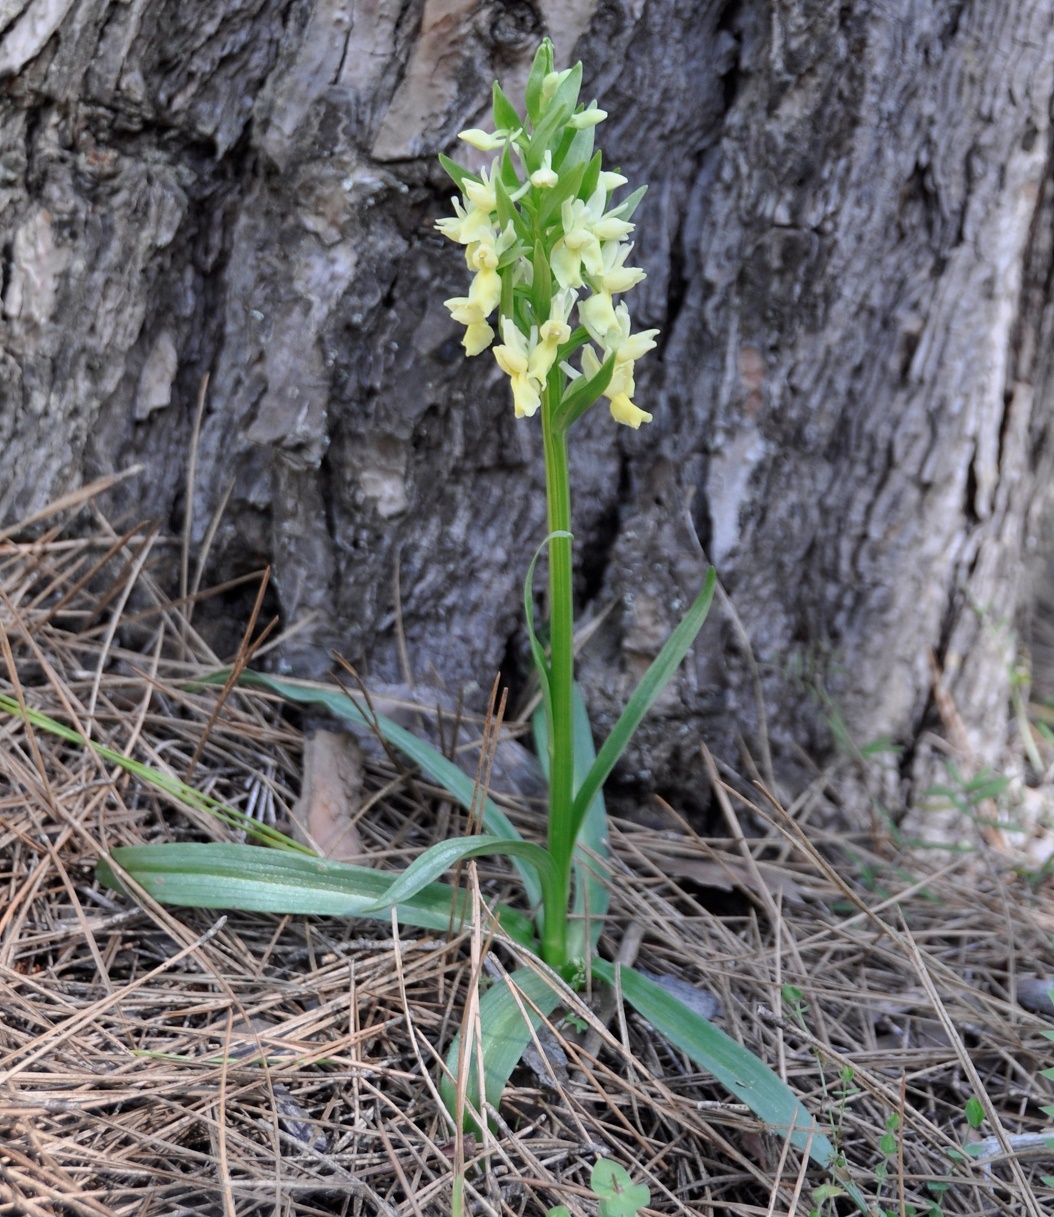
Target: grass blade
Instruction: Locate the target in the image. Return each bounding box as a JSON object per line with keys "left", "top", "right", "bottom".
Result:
{"left": 100, "top": 843, "right": 538, "bottom": 946}
{"left": 570, "top": 569, "right": 716, "bottom": 834}
{"left": 194, "top": 670, "right": 543, "bottom": 912}
{"left": 441, "top": 964, "right": 566, "bottom": 1132}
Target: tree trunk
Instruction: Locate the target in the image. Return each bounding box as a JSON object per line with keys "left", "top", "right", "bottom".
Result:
{"left": 3, "top": 0, "right": 1053, "bottom": 819}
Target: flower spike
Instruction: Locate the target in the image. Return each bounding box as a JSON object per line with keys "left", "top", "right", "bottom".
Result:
{"left": 436, "top": 41, "right": 657, "bottom": 426}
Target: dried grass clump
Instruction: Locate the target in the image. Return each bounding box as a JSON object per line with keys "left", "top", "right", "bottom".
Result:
{"left": 2, "top": 487, "right": 1054, "bottom": 1217}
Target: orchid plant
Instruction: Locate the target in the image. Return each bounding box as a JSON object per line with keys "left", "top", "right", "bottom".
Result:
{"left": 77, "top": 39, "right": 867, "bottom": 1210}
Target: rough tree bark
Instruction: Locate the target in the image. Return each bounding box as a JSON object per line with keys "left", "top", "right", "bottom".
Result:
{"left": 3, "top": 0, "right": 1053, "bottom": 818}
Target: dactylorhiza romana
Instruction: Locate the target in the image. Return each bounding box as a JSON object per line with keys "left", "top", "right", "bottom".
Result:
{"left": 436, "top": 44, "right": 658, "bottom": 432}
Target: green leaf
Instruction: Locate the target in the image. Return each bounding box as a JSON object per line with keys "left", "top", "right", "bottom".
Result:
{"left": 357, "top": 834, "right": 556, "bottom": 915}
{"left": 552, "top": 350, "right": 615, "bottom": 431}
{"left": 570, "top": 569, "right": 717, "bottom": 836}
{"left": 99, "top": 843, "right": 537, "bottom": 946}
{"left": 524, "top": 39, "right": 554, "bottom": 125}
{"left": 532, "top": 236, "right": 553, "bottom": 318}
{"left": 438, "top": 153, "right": 478, "bottom": 195}
{"left": 964, "top": 1095, "right": 985, "bottom": 1128}
{"left": 591, "top": 961, "right": 867, "bottom": 1212}
{"left": 536, "top": 154, "right": 588, "bottom": 230}
{"left": 591, "top": 1160, "right": 649, "bottom": 1217}
{"left": 568, "top": 685, "right": 609, "bottom": 956}
{"left": 527, "top": 64, "right": 582, "bottom": 167}
{"left": 580, "top": 148, "right": 603, "bottom": 201}
{"left": 191, "top": 670, "right": 543, "bottom": 914}
{"left": 552, "top": 124, "right": 595, "bottom": 179}
{"left": 608, "top": 183, "right": 647, "bottom": 222}
{"left": 500, "top": 140, "right": 522, "bottom": 193}
{"left": 441, "top": 965, "right": 566, "bottom": 1132}
{"left": 492, "top": 82, "right": 521, "bottom": 131}
{"left": 494, "top": 172, "right": 532, "bottom": 243}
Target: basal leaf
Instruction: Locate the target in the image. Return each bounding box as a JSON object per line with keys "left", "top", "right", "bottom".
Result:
{"left": 100, "top": 843, "right": 537, "bottom": 946}
{"left": 357, "top": 835, "right": 556, "bottom": 915}
{"left": 192, "top": 670, "right": 543, "bottom": 914}
{"left": 441, "top": 964, "right": 566, "bottom": 1132}
{"left": 594, "top": 961, "right": 868, "bottom": 1211}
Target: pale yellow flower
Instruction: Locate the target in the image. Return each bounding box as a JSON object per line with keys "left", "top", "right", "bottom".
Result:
{"left": 608, "top": 302, "right": 659, "bottom": 363}
{"left": 569, "top": 101, "right": 607, "bottom": 129}
{"left": 458, "top": 127, "right": 521, "bottom": 151}
{"left": 541, "top": 69, "right": 573, "bottom": 106}
{"left": 463, "top": 162, "right": 499, "bottom": 214}
{"left": 551, "top": 189, "right": 635, "bottom": 289}
{"left": 493, "top": 319, "right": 543, "bottom": 417}
{"left": 530, "top": 150, "right": 559, "bottom": 190}
{"left": 608, "top": 393, "right": 652, "bottom": 428}
{"left": 593, "top": 241, "right": 646, "bottom": 295}
{"left": 463, "top": 321, "right": 496, "bottom": 356}
{"left": 579, "top": 328, "right": 652, "bottom": 433}
{"left": 528, "top": 289, "right": 576, "bottom": 383}
{"left": 435, "top": 198, "right": 496, "bottom": 246}
{"left": 579, "top": 290, "right": 619, "bottom": 345}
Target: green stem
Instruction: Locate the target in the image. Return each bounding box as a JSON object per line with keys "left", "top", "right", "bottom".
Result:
{"left": 540, "top": 381, "right": 574, "bottom": 971}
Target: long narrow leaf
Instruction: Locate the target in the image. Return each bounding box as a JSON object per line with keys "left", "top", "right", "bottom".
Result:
{"left": 358, "top": 835, "right": 556, "bottom": 915}
{"left": 571, "top": 569, "right": 716, "bottom": 834}
{"left": 568, "top": 684, "right": 609, "bottom": 956}
{"left": 99, "top": 843, "right": 538, "bottom": 946}
{"left": 441, "top": 965, "right": 566, "bottom": 1133}
{"left": 593, "top": 961, "right": 867, "bottom": 1211}
{"left": 193, "top": 670, "right": 543, "bottom": 913}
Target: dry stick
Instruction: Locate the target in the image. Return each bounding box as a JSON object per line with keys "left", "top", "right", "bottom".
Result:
{"left": 897, "top": 910, "right": 1044, "bottom": 1217}
{"left": 184, "top": 566, "right": 277, "bottom": 782}
{"left": 216, "top": 1006, "right": 236, "bottom": 1217}
{"left": 35, "top": 520, "right": 150, "bottom": 628}
{"left": 89, "top": 506, "right": 224, "bottom": 668}
{"left": 81, "top": 519, "right": 161, "bottom": 633}
{"left": 181, "top": 372, "right": 210, "bottom": 643}
{"left": 86, "top": 524, "right": 161, "bottom": 729}
{"left": 765, "top": 1107, "right": 803, "bottom": 1217}
{"left": 332, "top": 655, "right": 434, "bottom": 817}
{"left": 897, "top": 1071, "right": 908, "bottom": 1217}
{"left": 704, "top": 744, "right": 827, "bottom": 1066}
{"left": 191, "top": 476, "right": 236, "bottom": 603}
{"left": 449, "top": 675, "right": 507, "bottom": 936}
{"left": 0, "top": 626, "right": 116, "bottom": 984}
{"left": 110, "top": 570, "right": 273, "bottom": 631}
{"left": 0, "top": 616, "right": 60, "bottom": 816}
{"left": 708, "top": 564, "right": 776, "bottom": 792}
{"left": 393, "top": 549, "right": 414, "bottom": 689}
{"left": 0, "top": 466, "right": 145, "bottom": 544}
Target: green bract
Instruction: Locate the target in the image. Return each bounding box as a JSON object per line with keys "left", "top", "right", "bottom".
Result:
{"left": 437, "top": 38, "right": 658, "bottom": 431}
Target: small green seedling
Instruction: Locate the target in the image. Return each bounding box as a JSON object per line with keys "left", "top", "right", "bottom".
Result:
{"left": 547, "top": 1159, "right": 650, "bottom": 1217}
{"left": 963, "top": 1094, "right": 985, "bottom": 1130}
